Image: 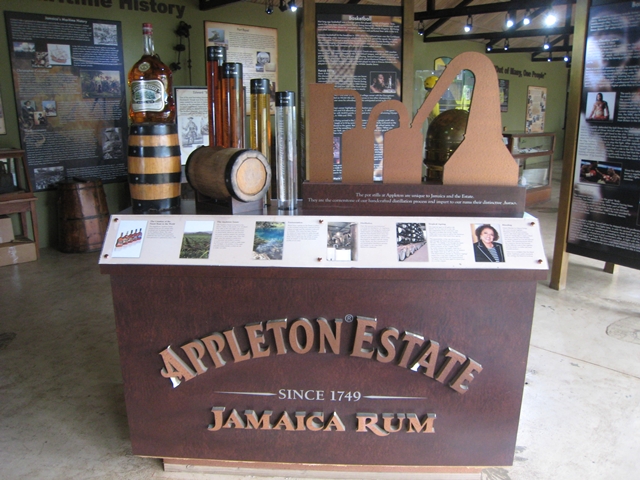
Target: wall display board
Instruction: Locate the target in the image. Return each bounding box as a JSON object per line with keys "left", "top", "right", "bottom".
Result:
{"left": 100, "top": 213, "right": 546, "bottom": 471}
{"left": 565, "top": 0, "right": 640, "bottom": 270}
{"left": 4, "top": 12, "right": 128, "bottom": 191}
{"left": 175, "top": 87, "right": 208, "bottom": 165}
{"left": 204, "top": 22, "right": 278, "bottom": 114}
{"left": 316, "top": 5, "right": 403, "bottom": 181}
{"left": 525, "top": 86, "right": 546, "bottom": 133}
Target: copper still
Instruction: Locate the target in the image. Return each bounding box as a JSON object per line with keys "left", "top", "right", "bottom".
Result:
{"left": 424, "top": 108, "right": 469, "bottom": 182}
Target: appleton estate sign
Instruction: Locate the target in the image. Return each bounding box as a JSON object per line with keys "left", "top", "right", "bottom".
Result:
{"left": 160, "top": 315, "right": 482, "bottom": 436}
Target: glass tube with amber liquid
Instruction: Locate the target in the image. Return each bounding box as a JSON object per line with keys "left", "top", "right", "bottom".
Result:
{"left": 220, "top": 62, "right": 244, "bottom": 148}
{"left": 250, "top": 79, "right": 271, "bottom": 203}
{"left": 206, "top": 46, "right": 226, "bottom": 146}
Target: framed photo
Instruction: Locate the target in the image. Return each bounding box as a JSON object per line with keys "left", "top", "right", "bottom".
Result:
{"left": 525, "top": 86, "right": 546, "bottom": 132}
{"left": 499, "top": 79, "right": 509, "bottom": 113}
{"left": 174, "top": 86, "right": 208, "bottom": 165}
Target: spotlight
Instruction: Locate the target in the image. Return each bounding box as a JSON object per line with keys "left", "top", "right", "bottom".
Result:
{"left": 548, "top": 51, "right": 553, "bottom": 62}
{"left": 564, "top": 55, "right": 570, "bottom": 62}
{"left": 504, "top": 39, "right": 510, "bottom": 51}
{"left": 505, "top": 12, "right": 514, "bottom": 29}
{"left": 279, "top": 0, "right": 287, "bottom": 12}
{"left": 464, "top": 15, "right": 473, "bottom": 33}
{"left": 523, "top": 10, "right": 531, "bottom": 26}
{"left": 545, "top": 9, "right": 557, "bottom": 26}
{"left": 288, "top": 0, "right": 297, "bottom": 12}
{"left": 543, "top": 36, "right": 550, "bottom": 50}
{"left": 486, "top": 42, "right": 493, "bottom": 52}
{"left": 265, "top": 0, "right": 273, "bottom": 14}
{"left": 418, "top": 20, "right": 424, "bottom": 36}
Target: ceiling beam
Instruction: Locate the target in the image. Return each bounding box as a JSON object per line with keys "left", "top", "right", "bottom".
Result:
{"left": 199, "top": 0, "right": 240, "bottom": 10}
{"left": 415, "top": 0, "right": 576, "bottom": 21}
{"left": 423, "top": 25, "right": 573, "bottom": 42}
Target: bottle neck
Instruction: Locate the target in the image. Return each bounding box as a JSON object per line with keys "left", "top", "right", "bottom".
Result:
{"left": 143, "top": 31, "right": 154, "bottom": 56}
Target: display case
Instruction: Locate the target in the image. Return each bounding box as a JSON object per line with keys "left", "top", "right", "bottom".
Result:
{"left": 503, "top": 132, "right": 555, "bottom": 205}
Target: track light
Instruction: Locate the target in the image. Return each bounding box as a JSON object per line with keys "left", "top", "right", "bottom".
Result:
{"left": 418, "top": 20, "right": 424, "bottom": 36}
{"left": 486, "top": 42, "right": 493, "bottom": 52}
{"left": 278, "top": 0, "right": 287, "bottom": 12}
{"left": 523, "top": 10, "right": 531, "bottom": 26}
{"left": 464, "top": 15, "right": 473, "bottom": 33}
{"left": 505, "top": 12, "right": 514, "bottom": 29}
{"left": 545, "top": 9, "right": 557, "bottom": 26}
{"left": 548, "top": 51, "right": 553, "bottom": 62}
{"left": 265, "top": 0, "right": 273, "bottom": 14}
{"left": 564, "top": 55, "right": 570, "bottom": 62}
{"left": 288, "top": 0, "right": 297, "bottom": 12}
{"left": 504, "top": 39, "right": 509, "bottom": 51}
{"left": 543, "top": 36, "right": 550, "bottom": 50}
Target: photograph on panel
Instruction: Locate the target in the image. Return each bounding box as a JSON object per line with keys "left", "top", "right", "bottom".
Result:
{"left": 471, "top": 223, "right": 505, "bottom": 263}
{"left": 396, "top": 222, "right": 428, "bottom": 262}
{"left": 579, "top": 160, "right": 622, "bottom": 186}
{"left": 253, "top": 221, "right": 285, "bottom": 260}
{"left": 111, "top": 220, "right": 147, "bottom": 258}
{"left": 327, "top": 222, "right": 358, "bottom": 262}
{"left": 586, "top": 91, "right": 616, "bottom": 122}
{"left": 179, "top": 220, "right": 215, "bottom": 259}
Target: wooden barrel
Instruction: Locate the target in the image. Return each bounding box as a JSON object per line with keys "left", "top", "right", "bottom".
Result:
{"left": 185, "top": 146, "right": 271, "bottom": 202}
{"left": 57, "top": 178, "right": 110, "bottom": 253}
{"left": 127, "top": 123, "right": 181, "bottom": 213}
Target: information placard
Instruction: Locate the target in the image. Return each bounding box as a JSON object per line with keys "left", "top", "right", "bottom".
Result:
{"left": 4, "top": 12, "right": 128, "bottom": 190}
{"left": 566, "top": 0, "right": 640, "bottom": 269}
{"left": 100, "top": 214, "right": 547, "bottom": 270}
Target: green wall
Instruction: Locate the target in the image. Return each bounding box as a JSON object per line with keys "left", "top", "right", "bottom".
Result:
{"left": 0, "top": 1, "right": 569, "bottom": 249}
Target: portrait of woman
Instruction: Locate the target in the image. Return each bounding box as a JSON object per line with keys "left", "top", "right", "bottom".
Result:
{"left": 588, "top": 92, "right": 610, "bottom": 120}
{"left": 473, "top": 224, "right": 505, "bottom": 262}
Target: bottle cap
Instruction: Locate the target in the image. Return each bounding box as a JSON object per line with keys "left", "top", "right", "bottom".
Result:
{"left": 222, "top": 62, "right": 242, "bottom": 78}
{"left": 143, "top": 23, "right": 152, "bottom": 35}
{"left": 276, "top": 91, "right": 295, "bottom": 107}
{"left": 251, "top": 79, "right": 270, "bottom": 94}
{"left": 207, "top": 46, "right": 226, "bottom": 63}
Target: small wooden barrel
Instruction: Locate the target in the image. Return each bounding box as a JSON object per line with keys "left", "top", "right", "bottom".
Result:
{"left": 57, "top": 178, "right": 110, "bottom": 253}
{"left": 128, "top": 123, "right": 181, "bottom": 213}
{"left": 185, "top": 146, "right": 271, "bottom": 202}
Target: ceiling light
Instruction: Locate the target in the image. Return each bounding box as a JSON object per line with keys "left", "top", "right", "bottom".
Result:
{"left": 543, "top": 36, "right": 550, "bottom": 50}
{"left": 564, "top": 55, "right": 570, "bottom": 62}
{"left": 288, "top": 0, "right": 297, "bottom": 12}
{"left": 418, "top": 20, "right": 424, "bottom": 36}
{"left": 464, "top": 15, "right": 473, "bottom": 33}
{"left": 265, "top": 0, "right": 273, "bottom": 14}
{"left": 505, "top": 12, "right": 514, "bottom": 29}
{"left": 486, "top": 42, "right": 493, "bottom": 52}
{"left": 548, "top": 51, "right": 552, "bottom": 62}
{"left": 545, "top": 9, "right": 557, "bottom": 26}
{"left": 278, "top": 0, "right": 287, "bottom": 12}
{"left": 504, "top": 39, "right": 510, "bottom": 51}
{"left": 523, "top": 10, "right": 531, "bottom": 26}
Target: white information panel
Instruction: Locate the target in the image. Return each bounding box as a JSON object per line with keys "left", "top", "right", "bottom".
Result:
{"left": 99, "top": 214, "right": 548, "bottom": 270}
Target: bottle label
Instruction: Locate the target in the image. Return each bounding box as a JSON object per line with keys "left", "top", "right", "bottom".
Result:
{"left": 138, "top": 62, "right": 151, "bottom": 72}
{"left": 131, "top": 80, "right": 165, "bottom": 112}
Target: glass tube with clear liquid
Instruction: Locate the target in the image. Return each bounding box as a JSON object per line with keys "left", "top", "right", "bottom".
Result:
{"left": 275, "top": 91, "right": 297, "bottom": 210}
{"left": 250, "top": 79, "right": 271, "bottom": 202}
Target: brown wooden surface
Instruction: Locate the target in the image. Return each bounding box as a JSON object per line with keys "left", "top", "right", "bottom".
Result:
{"left": 58, "top": 180, "right": 109, "bottom": 253}
{"left": 104, "top": 263, "right": 542, "bottom": 468}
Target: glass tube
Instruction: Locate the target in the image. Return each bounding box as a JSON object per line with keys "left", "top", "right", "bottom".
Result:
{"left": 206, "top": 46, "right": 226, "bottom": 147}
{"left": 250, "top": 79, "right": 271, "bottom": 203}
{"left": 275, "top": 91, "right": 297, "bottom": 210}
{"left": 220, "top": 62, "right": 244, "bottom": 148}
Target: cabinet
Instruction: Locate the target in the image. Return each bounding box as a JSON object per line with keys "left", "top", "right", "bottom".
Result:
{"left": 503, "top": 132, "right": 555, "bottom": 205}
{"left": 0, "top": 149, "right": 39, "bottom": 260}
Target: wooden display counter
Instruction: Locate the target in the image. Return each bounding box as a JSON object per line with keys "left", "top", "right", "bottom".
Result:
{"left": 101, "top": 245, "right": 546, "bottom": 473}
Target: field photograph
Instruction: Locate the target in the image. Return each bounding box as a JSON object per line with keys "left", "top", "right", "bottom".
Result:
{"left": 179, "top": 220, "right": 214, "bottom": 259}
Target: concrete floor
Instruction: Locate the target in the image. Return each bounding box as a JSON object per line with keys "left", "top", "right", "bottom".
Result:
{"left": 1, "top": 168, "right": 639, "bottom": 479}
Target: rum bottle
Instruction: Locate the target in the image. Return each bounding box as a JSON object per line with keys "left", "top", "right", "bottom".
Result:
{"left": 128, "top": 23, "right": 176, "bottom": 123}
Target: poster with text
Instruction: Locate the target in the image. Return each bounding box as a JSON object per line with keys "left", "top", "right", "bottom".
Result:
{"left": 525, "top": 85, "right": 546, "bottom": 133}
{"left": 205, "top": 22, "right": 278, "bottom": 114}
{"left": 316, "top": 5, "right": 402, "bottom": 182}
{"left": 5, "top": 11, "right": 128, "bottom": 191}
{"left": 566, "top": 0, "right": 640, "bottom": 269}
